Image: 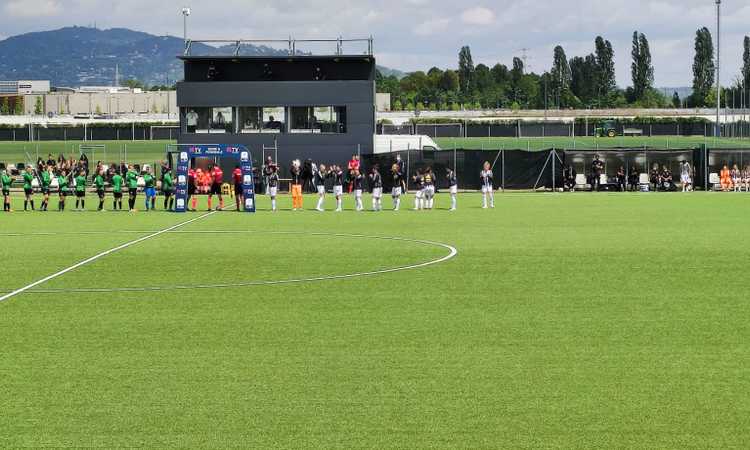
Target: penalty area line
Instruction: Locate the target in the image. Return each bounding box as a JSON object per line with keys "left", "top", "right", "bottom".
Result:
{"left": 0, "top": 211, "right": 218, "bottom": 303}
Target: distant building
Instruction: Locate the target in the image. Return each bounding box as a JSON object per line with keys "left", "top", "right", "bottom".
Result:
{"left": 376, "top": 93, "right": 391, "bottom": 112}
{"left": 0, "top": 80, "right": 51, "bottom": 95}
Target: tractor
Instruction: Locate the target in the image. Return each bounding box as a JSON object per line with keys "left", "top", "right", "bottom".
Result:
{"left": 594, "top": 120, "right": 618, "bottom": 138}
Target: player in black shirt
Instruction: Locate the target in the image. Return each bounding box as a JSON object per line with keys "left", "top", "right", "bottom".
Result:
{"left": 391, "top": 164, "right": 403, "bottom": 211}
{"left": 352, "top": 169, "right": 364, "bottom": 211}
{"left": 412, "top": 170, "right": 424, "bottom": 210}
{"left": 267, "top": 166, "right": 279, "bottom": 211}
{"left": 446, "top": 167, "right": 458, "bottom": 211}
{"left": 422, "top": 167, "right": 436, "bottom": 210}
{"left": 314, "top": 164, "right": 328, "bottom": 212}
{"left": 331, "top": 165, "right": 344, "bottom": 212}
{"left": 369, "top": 166, "right": 383, "bottom": 211}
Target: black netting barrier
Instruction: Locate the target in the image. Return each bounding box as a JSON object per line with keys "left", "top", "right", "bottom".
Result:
{"left": 415, "top": 124, "right": 463, "bottom": 138}
{"left": 151, "top": 126, "right": 180, "bottom": 140}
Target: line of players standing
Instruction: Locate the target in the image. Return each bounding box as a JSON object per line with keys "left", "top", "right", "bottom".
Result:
{"left": 259, "top": 156, "right": 497, "bottom": 212}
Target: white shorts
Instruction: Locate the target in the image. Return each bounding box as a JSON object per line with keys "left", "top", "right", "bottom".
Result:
{"left": 268, "top": 187, "right": 278, "bottom": 197}
{"left": 450, "top": 185, "right": 458, "bottom": 194}
{"left": 333, "top": 185, "right": 343, "bottom": 196}
{"left": 415, "top": 190, "right": 424, "bottom": 199}
{"left": 681, "top": 174, "right": 691, "bottom": 184}
{"left": 354, "top": 189, "right": 362, "bottom": 198}
{"left": 372, "top": 187, "right": 383, "bottom": 198}
{"left": 424, "top": 186, "right": 435, "bottom": 198}
{"left": 392, "top": 187, "right": 402, "bottom": 197}
{"left": 481, "top": 185, "right": 493, "bottom": 194}
{"left": 317, "top": 185, "right": 325, "bottom": 195}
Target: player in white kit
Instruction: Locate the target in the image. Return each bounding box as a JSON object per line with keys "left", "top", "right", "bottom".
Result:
{"left": 391, "top": 163, "right": 403, "bottom": 211}
{"left": 314, "top": 164, "right": 328, "bottom": 211}
{"left": 680, "top": 161, "right": 693, "bottom": 192}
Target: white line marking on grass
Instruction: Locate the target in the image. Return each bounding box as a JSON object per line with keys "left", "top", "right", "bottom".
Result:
{"left": 0, "top": 211, "right": 218, "bottom": 303}
{"left": 14, "top": 231, "right": 458, "bottom": 294}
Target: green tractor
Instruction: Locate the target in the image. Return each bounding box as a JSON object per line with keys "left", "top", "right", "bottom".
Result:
{"left": 594, "top": 120, "right": 618, "bottom": 138}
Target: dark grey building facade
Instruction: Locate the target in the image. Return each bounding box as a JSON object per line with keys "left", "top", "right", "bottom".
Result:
{"left": 176, "top": 54, "right": 376, "bottom": 167}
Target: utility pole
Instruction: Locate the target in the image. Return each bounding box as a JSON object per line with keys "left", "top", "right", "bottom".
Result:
{"left": 181, "top": 7, "right": 191, "bottom": 49}
{"left": 716, "top": 0, "right": 721, "bottom": 137}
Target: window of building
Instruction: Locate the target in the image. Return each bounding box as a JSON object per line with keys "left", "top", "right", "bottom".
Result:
{"left": 183, "top": 107, "right": 234, "bottom": 133}
{"left": 238, "top": 106, "right": 285, "bottom": 133}
{"left": 289, "top": 106, "right": 346, "bottom": 134}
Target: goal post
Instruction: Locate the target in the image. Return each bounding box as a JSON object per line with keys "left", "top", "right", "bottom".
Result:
{"left": 78, "top": 144, "right": 106, "bottom": 163}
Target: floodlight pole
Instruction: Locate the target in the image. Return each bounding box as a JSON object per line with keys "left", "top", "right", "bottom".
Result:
{"left": 715, "top": 0, "right": 721, "bottom": 137}
{"left": 181, "top": 7, "right": 191, "bottom": 47}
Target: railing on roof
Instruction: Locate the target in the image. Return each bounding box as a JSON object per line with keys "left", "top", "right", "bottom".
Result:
{"left": 183, "top": 37, "right": 374, "bottom": 57}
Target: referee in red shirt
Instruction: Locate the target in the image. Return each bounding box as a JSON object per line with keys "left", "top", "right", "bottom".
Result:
{"left": 208, "top": 164, "right": 224, "bottom": 211}
{"left": 232, "top": 165, "right": 243, "bottom": 211}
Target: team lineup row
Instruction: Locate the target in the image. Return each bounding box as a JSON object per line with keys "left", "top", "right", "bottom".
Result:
{"left": 0, "top": 161, "right": 500, "bottom": 212}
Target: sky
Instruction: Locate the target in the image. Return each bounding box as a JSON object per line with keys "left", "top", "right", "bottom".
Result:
{"left": 1, "top": 0, "right": 749, "bottom": 87}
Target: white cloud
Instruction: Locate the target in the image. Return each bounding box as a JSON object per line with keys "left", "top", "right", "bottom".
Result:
{"left": 4, "top": 0, "right": 62, "bottom": 18}
{"left": 460, "top": 7, "right": 496, "bottom": 26}
{"left": 413, "top": 18, "right": 452, "bottom": 37}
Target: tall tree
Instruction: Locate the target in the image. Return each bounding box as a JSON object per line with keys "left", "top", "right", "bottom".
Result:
{"left": 672, "top": 91, "right": 681, "bottom": 108}
{"left": 510, "top": 57, "right": 524, "bottom": 103}
{"left": 743, "top": 36, "right": 750, "bottom": 106}
{"left": 691, "top": 27, "right": 715, "bottom": 107}
{"left": 631, "top": 31, "right": 654, "bottom": 100}
{"left": 570, "top": 54, "right": 597, "bottom": 105}
{"left": 594, "top": 36, "right": 616, "bottom": 104}
{"left": 550, "top": 45, "right": 572, "bottom": 107}
{"left": 458, "top": 46, "right": 475, "bottom": 95}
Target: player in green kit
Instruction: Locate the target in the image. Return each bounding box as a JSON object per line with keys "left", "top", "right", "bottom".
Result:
{"left": 143, "top": 167, "right": 156, "bottom": 211}
{"left": 162, "top": 170, "right": 174, "bottom": 211}
{"left": 94, "top": 169, "right": 106, "bottom": 211}
{"left": 22, "top": 166, "right": 35, "bottom": 211}
{"left": 57, "top": 169, "right": 71, "bottom": 211}
{"left": 126, "top": 165, "right": 139, "bottom": 212}
{"left": 111, "top": 171, "right": 124, "bottom": 210}
{"left": 40, "top": 164, "right": 52, "bottom": 211}
{"left": 1, "top": 168, "right": 13, "bottom": 212}
{"left": 74, "top": 169, "right": 87, "bottom": 211}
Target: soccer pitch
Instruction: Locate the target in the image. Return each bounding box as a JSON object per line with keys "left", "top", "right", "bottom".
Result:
{"left": 1, "top": 192, "right": 749, "bottom": 448}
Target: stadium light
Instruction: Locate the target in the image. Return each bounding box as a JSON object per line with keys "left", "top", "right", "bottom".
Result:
{"left": 716, "top": 0, "right": 721, "bottom": 137}
{"left": 181, "top": 7, "right": 191, "bottom": 45}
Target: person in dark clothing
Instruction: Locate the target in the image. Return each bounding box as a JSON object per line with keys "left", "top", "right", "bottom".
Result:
{"left": 660, "top": 165, "right": 676, "bottom": 191}
{"left": 628, "top": 166, "right": 640, "bottom": 191}
{"left": 616, "top": 166, "right": 626, "bottom": 191}
{"left": 590, "top": 155, "right": 604, "bottom": 191}
{"left": 563, "top": 164, "right": 576, "bottom": 192}
{"left": 649, "top": 164, "right": 660, "bottom": 191}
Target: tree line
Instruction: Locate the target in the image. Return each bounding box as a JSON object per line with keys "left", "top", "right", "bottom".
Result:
{"left": 377, "top": 30, "right": 750, "bottom": 111}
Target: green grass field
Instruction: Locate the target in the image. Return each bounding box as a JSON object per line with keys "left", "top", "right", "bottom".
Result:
{"left": 0, "top": 140, "right": 174, "bottom": 165}
{"left": 1, "top": 191, "right": 749, "bottom": 448}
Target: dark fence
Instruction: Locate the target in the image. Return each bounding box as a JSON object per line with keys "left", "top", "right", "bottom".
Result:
{"left": 355, "top": 147, "right": 745, "bottom": 191}
{"left": 0, "top": 125, "right": 178, "bottom": 142}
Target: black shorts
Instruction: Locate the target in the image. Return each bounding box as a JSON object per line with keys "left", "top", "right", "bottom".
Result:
{"left": 97, "top": 189, "right": 105, "bottom": 199}
{"left": 114, "top": 192, "right": 123, "bottom": 199}
{"left": 41, "top": 187, "right": 50, "bottom": 195}
{"left": 24, "top": 188, "right": 33, "bottom": 196}
{"left": 188, "top": 184, "right": 196, "bottom": 196}
{"left": 211, "top": 183, "right": 222, "bottom": 195}
{"left": 234, "top": 184, "right": 243, "bottom": 195}
{"left": 163, "top": 189, "right": 173, "bottom": 197}
{"left": 59, "top": 190, "right": 68, "bottom": 197}
{"left": 129, "top": 188, "right": 137, "bottom": 197}
{"left": 75, "top": 191, "right": 85, "bottom": 198}
{"left": 2, "top": 189, "right": 9, "bottom": 196}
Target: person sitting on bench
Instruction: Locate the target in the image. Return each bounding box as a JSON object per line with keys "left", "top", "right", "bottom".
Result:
{"left": 660, "top": 165, "right": 676, "bottom": 191}
{"left": 650, "top": 164, "right": 661, "bottom": 191}
{"left": 720, "top": 165, "right": 732, "bottom": 192}
{"left": 563, "top": 164, "right": 576, "bottom": 192}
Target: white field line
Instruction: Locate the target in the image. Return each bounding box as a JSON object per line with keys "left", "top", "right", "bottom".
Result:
{"left": 0, "top": 211, "right": 217, "bottom": 303}
{"left": 2, "top": 231, "right": 458, "bottom": 294}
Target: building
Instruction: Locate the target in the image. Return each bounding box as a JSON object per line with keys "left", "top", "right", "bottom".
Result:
{"left": 176, "top": 38, "right": 376, "bottom": 165}
{"left": 0, "top": 80, "right": 51, "bottom": 95}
